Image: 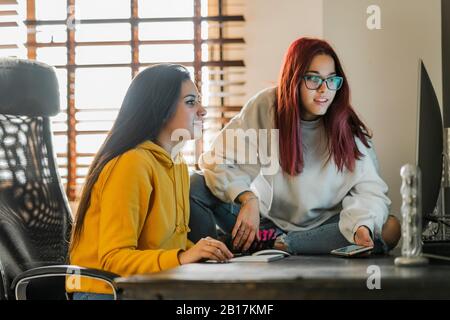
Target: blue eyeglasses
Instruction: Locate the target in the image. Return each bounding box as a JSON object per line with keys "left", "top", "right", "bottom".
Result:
{"left": 302, "top": 75, "right": 344, "bottom": 91}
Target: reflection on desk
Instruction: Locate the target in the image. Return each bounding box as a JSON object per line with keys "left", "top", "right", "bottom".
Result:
{"left": 115, "top": 254, "right": 450, "bottom": 299}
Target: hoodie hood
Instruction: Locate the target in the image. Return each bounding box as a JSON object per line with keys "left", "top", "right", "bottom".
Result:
{"left": 138, "top": 140, "right": 177, "bottom": 168}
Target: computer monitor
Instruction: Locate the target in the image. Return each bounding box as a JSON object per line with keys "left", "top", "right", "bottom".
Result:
{"left": 416, "top": 60, "right": 443, "bottom": 220}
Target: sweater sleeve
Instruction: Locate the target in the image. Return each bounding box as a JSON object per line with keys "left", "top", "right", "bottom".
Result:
{"left": 339, "top": 141, "right": 391, "bottom": 243}
{"left": 199, "top": 89, "right": 275, "bottom": 203}
{"left": 97, "top": 151, "right": 181, "bottom": 276}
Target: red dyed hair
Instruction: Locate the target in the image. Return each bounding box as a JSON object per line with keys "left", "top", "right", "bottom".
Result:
{"left": 275, "top": 37, "right": 371, "bottom": 175}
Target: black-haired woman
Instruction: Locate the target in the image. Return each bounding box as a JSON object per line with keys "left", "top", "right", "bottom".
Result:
{"left": 68, "top": 64, "right": 232, "bottom": 300}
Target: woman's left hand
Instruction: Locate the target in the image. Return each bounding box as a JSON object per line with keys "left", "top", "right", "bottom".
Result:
{"left": 232, "top": 196, "right": 260, "bottom": 252}
{"left": 354, "top": 226, "right": 374, "bottom": 247}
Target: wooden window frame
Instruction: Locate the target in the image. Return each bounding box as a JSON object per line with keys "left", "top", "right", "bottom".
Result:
{"left": 24, "top": 0, "right": 245, "bottom": 201}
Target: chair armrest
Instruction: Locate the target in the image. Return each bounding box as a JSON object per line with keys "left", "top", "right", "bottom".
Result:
{"left": 12, "top": 265, "right": 120, "bottom": 300}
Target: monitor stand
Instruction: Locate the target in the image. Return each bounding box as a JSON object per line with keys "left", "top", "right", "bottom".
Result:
{"left": 422, "top": 180, "right": 450, "bottom": 261}
{"left": 423, "top": 241, "right": 450, "bottom": 257}
{"left": 422, "top": 241, "right": 450, "bottom": 264}
{"left": 423, "top": 209, "right": 450, "bottom": 262}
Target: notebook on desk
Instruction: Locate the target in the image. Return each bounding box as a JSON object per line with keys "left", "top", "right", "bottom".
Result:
{"left": 206, "top": 249, "right": 290, "bottom": 263}
{"left": 229, "top": 253, "right": 286, "bottom": 262}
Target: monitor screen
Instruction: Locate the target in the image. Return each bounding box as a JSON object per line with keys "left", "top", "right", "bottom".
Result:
{"left": 416, "top": 60, "right": 443, "bottom": 219}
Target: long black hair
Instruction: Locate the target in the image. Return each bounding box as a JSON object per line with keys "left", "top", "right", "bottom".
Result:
{"left": 70, "top": 64, "right": 191, "bottom": 250}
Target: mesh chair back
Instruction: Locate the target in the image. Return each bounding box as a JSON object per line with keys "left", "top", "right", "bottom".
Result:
{"left": 0, "top": 58, "right": 72, "bottom": 300}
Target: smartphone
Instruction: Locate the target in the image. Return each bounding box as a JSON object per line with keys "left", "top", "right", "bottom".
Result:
{"left": 330, "top": 244, "right": 373, "bottom": 257}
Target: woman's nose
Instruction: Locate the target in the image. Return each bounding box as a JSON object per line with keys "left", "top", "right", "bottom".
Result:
{"left": 198, "top": 105, "right": 207, "bottom": 118}
{"left": 317, "top": 81, "right": 327, "bottom": 93}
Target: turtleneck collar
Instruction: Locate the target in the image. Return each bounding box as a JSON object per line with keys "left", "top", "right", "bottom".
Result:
{"left": 300, "top": 117, "right": 323, "bottom": 129}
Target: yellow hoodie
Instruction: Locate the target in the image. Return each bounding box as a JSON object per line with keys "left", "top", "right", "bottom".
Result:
{"left": 68, "top": 140, "right": 193, "bottom": 294}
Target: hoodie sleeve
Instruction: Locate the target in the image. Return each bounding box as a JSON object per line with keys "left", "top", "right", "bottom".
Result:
{"left": 199, "top": 88, "right": 275, "bottom": 203}
{"left": 338, "top": 141, "right": 391, "bottom": 243}
{"left": 97, "top": 150, "right": 181, "bottom": 276}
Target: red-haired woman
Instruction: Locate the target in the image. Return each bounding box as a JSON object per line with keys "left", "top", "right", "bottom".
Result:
{"left": 188, "top": 37, "right": 401, "bottom": 255}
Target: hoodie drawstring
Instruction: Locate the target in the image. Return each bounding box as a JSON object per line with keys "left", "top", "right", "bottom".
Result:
{"left": 174, "top": 154, "right": 190, "bottom": 234}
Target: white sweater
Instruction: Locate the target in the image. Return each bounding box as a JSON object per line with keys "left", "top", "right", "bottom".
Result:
{"left": 199, "top": 87, "right": 391, "bottom": 243}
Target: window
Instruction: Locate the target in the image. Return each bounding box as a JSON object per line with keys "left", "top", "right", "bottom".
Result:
{"left": 0, "top": 0, "right": 26, "bottom": 58}
{"left": 1, "top": 0, "right": 245, "bottom": 201}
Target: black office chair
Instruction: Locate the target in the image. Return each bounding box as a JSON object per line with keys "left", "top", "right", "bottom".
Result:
{"left": 0, "top": 58, "right": 119, "bottom": 300}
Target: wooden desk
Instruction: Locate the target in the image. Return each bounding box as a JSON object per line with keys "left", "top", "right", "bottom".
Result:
{"left": 115, "top": 253, "right": 450, "bottom": 299}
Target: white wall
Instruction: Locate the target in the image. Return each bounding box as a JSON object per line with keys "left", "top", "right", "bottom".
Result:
{"left": 243, "top": 0, "right": 323, "bottom": 100}
{"left": 323, "top": 0, "right": 442, "bottom": 216}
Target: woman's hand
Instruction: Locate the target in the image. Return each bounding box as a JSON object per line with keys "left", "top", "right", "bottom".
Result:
{"left": 178, "top": 236, "right": 233, "bottom": 264}
{"left": 232, "top": 192, "right": 260, "bottom": 252}
{"left": 354, "top": 226, "right": 374, "bottom": 247}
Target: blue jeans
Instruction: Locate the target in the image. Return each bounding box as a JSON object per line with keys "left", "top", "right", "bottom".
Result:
{"left": 72, "top": 292, "right": 115, "bottom": 300}
{"left": 188, "top": 171, "right": 389, "bottom": 255}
